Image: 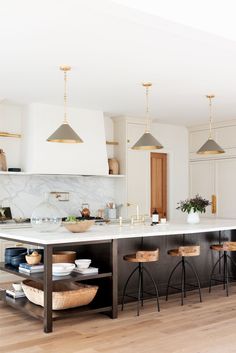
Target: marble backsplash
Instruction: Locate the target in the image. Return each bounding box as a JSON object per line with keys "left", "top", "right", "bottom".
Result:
{"left": 0, "top": 175, "right": 117, "bottom": 219}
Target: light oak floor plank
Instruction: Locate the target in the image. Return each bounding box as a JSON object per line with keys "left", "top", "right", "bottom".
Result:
{"left": 1, "top": 284, "right": 236, "bottom": 353}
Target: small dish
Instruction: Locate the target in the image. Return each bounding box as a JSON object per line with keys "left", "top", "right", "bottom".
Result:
{"left": 52, "top": 263, "right": 75, "bottom": 276}
{"left": 75, "top": 259, "right": 91, "bottom": 269}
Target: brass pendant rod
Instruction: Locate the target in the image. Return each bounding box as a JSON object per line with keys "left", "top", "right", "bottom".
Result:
{"left": 143, "top": 83, "right": 152, "bottom": 133}
{"left": 63, "top": 69, "right": 68, "bottom": 124}
{"left": 207, "top": 95, "right": 215, "bottom": 139}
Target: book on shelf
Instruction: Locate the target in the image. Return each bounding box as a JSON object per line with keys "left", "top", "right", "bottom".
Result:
{"left": 6, "top": 289, "right": 26, "bottom": 299}
{"left": 73, "top": 267, "right": 99, "bottom": 275}
{"left": 19, "top": 267, "right": 44, "bottom": 274}
{"left": 19, "top": 263, "right": 44, "bottom": 270}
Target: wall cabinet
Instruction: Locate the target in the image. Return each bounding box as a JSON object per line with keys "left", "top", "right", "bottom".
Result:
{"left": 189, "top": 120, "right": 236, "bottom": 218}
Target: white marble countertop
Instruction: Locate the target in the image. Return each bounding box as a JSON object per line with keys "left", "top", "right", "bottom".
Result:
{"left": 0, "top": 218, "right": 236, "bottom": 245}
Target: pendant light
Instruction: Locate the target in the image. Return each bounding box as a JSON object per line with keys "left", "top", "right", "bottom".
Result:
{"left": 197, "top": 95, "right": 224, "bottom": 154}
{"left": 132, "top": 83, "right": 163, "bottom": 150}
{"left": 47, "top": 66, "right": 83, "bottom": 143}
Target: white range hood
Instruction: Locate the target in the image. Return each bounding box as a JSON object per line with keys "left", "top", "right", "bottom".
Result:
{"left": 21, "top": 103, "right": 109, "bottom": 175}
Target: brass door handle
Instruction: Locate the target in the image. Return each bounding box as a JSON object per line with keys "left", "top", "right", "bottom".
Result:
{"left": 212, "top": 195, "right": 217, "bottom": 214}
{"left": 127, "top": 203, "right": 131, "bottom": 207}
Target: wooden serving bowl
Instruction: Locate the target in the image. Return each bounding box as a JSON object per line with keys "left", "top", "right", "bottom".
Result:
{"left": 52, "top": 251, "right": 76, "bottom": 263}
{"left": 64, "top": 220, "right": 94, "bottom": 233}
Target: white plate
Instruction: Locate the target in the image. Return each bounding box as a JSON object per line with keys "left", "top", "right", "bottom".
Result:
{"left": 53, "top": 271, "right": 72, "bottom": 276}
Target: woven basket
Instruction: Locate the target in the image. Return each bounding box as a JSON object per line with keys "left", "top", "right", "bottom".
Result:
{"left": 22, "top": 280, "right": 98, "bottom": 310}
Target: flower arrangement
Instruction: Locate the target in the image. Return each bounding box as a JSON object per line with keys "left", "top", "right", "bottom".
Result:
{"left": 177, "top": 194, "right": 211, "bottom": 214}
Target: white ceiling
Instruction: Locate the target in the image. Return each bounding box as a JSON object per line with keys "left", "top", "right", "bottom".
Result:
{"left": 1, "top": 0, "right": 236, "bottom": 126}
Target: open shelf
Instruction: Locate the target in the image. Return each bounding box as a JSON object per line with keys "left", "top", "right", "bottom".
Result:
{"left": 0, "top": 263, "right": 112, "bottom": 283}
{"left": 2, "top": 294, "right": 112, "bottom": 321}
{"left": 0, "top": 171, "right": 125, "bottom": 177}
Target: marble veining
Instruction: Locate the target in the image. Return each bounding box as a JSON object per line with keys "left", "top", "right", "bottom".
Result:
{"left": 0, "top": 175, "right": 116, "bottom": 218}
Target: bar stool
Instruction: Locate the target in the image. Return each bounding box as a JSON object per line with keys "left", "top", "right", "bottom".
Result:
{"left": 209, "top": 242, "right": 236, "bottom": 296}
{"left": 121, "top": 249, "right": 160, "bottom": 316}
{"left": 166, "top": 245, "right": 202, "bottom": 305}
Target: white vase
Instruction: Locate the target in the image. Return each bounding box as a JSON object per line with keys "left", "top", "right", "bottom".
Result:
{"left": 187, "top": 209, "right": 200, "bottom": 224}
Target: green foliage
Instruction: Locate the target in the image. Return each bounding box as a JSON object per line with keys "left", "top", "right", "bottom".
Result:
{"left": 177, "top": 194, "right": 211, "bottom": 214}
{"left": 66, "top": 215, "right": 77, "bottom": 222}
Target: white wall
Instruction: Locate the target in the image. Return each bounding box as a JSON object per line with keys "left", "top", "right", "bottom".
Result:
{"left": 0, "top": 102, "right": 22, "bottom": 169}
{"left": 151, "top": 122, "right": 189, "bottom": 220}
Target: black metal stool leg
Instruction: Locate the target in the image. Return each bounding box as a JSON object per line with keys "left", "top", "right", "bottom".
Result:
{"left": 225, "top": 253, "right": 229, "bottom": 297}
{"left": 143, "top": 266, "right": 160, "bottom": 312}
{"left": 137, "top": 263, "right": 142, "bottom": 316}
{"left": 223, "top": 251, "right": 227, "bottom": 290}
{"left": 181, "top": 257, "right": 185, "bottom": 305}
{"left": 183, "top": 257, "right": 187, "bottom": 298}
{"left": 227, "top": 254, "right": 236, "bottom": 269}
{"left": 166, "top": 260, "right": 182, "bottom": 301}
{"left": 121, "top": 265, "right": 139, "bottom": 311}
{"left": 209, "top": 254, "right": 224, "bottom": 293}
{"left": 185, "top": 260, "right": 202, "bottom": 303}
{"left": 141, "top": 264, "right": 144, "bottom": 307}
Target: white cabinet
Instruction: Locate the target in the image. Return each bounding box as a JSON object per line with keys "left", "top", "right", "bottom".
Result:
{"left": 189, "top": 120, "right": 236, "bottom": 219}
{"left": 215, "top": 159, "right": 236, "bottom": 218}
{"left": 189, "top": 161, "right": 215, "bottom": 217}
{"left": 189, "top": 121, "right": 236, "bottom": 160}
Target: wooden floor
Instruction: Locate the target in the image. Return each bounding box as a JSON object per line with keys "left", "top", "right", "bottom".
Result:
{"left": 1, "top": 284, "right": 236, "bottom": 353}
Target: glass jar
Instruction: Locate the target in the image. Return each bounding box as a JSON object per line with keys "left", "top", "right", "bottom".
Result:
{"left": 31, "top": 194, "right": 62, "bottom": 232}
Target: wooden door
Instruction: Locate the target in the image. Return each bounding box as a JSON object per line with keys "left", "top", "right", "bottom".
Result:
{"left": 151, "top": 153, "right": 167, "bottom": 218}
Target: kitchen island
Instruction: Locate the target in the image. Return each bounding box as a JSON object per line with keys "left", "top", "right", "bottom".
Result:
{"left": 1, "top": 218, "right": 236, "bottom": 333}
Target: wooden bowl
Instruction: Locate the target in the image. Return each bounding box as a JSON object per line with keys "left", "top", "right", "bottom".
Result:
{"left": 25, "top": 253, "right": 42, "bottom": 265}
{"left": 52, "top": 251, "right": 77, "bottom": 263}
{"left": 64, "top": 220, "right": 94, "bottom": 233}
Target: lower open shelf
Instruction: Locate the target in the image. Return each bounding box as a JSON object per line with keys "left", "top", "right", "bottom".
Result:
{"left": 1, "top": 293, "right": 112, "bottom": 321}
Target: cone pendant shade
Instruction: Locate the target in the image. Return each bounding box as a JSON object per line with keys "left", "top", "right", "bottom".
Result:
{"left": 197, "top": 95, "right": 224, "bottom": 155}
{"left": 131, "top": 82, "right": 163, "bottom": 150}
{"left": 47, "top": 122, "right": 83, "bottom": 143}
{"left": 47, "top": 65, "right": 83, "bottom": 144}
{"left": 197, "top": 138, "right": 224, "bottom": 154}
{"left": 132, "top": 131, "right": 163, "bottom": 150}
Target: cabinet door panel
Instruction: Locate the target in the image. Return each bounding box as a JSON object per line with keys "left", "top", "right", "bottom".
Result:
{"left": 190, "top": 161, "right": 215, "bottom": 217}
{"left": 215, "top": 159, "right": 236, "bottom": 218}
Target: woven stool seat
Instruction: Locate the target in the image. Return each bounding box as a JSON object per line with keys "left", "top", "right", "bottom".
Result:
{"left": 211, "top": 242, "right": 236, "bottom": 252}
{"left": 168, "top": 246, "right": 200, "bottom": 257}
{"left": 124, "top": 249, "right": 159, "bottom": 263}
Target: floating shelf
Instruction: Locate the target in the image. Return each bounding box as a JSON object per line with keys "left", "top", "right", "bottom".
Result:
{"left": 0, "top": 171, "right": 125, "bottom": 177}
{"left": 0, "top": 132, "right": 21, "bottom": 138}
